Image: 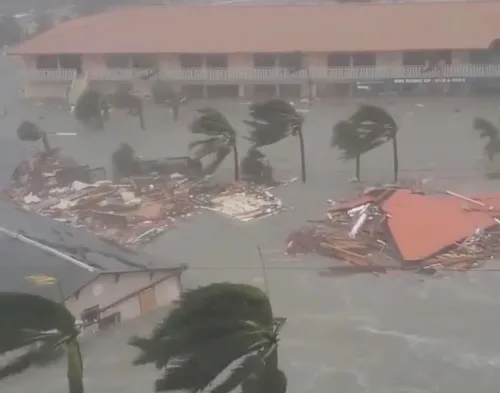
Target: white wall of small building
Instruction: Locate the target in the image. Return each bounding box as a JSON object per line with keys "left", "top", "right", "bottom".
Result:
{"left": 64, "top": 271, "right": 181, "bottom": 322}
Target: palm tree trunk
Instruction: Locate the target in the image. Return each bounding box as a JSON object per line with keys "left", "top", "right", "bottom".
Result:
{"left": 297, "top": 128, "right": 306, "bottom": 183}
{"left": 232, "top": 145, "right": 240, "bottom": 182}
{"left": 306, "top": 67, "right": 313, "bottom": 110}
{"left": 137, "top": 101, "right": 145, "bottom": 130}
{"left": 392, "top": 136, "right": 398, "bottom": 183}
{"left": 355, "top": 154, "right": 360, "bottom": 181}
{"left": 66, "top": 339, "right": 84, "bottom": 393}
{"left": 41, "top": 132, "right": 52, "bottom": 154}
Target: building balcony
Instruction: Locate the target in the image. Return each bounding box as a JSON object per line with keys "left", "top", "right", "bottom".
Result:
{"left": 21, "top": 65, "right": 500, "bottom": 83}
{"left": 22, "top": 68, "right": 77, "bottom": 81}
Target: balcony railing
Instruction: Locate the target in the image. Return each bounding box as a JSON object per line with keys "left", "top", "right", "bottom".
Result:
{"left": 21, "top": 65, "right": 500, "bottom": 82}
{"left": 23, "top": 68, "right": 77, "bottom": 81}
{"left": 89, "top": 68, "right": 153, "bottom": 80}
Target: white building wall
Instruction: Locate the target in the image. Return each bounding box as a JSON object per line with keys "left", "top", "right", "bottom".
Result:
{"left": 65, "top": 271, "right": 179, "bottom": 321}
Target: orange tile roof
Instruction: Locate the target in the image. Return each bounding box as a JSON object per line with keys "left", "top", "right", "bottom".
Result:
{"left": 10, "top": 2, "right": 500, "bottom": 55}
{"left": 382, "top": 190, "right": 496, "bottom": 262}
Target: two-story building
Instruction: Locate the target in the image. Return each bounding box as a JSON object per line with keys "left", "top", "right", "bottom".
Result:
{"left": 10, "top": 1, "right": 500, "bottom": 100}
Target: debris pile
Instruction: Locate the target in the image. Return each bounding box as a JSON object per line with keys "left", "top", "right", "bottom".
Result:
{"left": 6, "top": 151, "right": 285, "bottom": 246}
{"left": 205, "top": 182, "right": 284, "bottom": 222}
{"left": 287, "top": 187, "right": 500, "bottom": 273}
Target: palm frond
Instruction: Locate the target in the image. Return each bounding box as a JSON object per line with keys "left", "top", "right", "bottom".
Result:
{"left": 161, "top": 283, "right": 273, "bottom": 332}
{"left": 474, "top": 117, "right": 499, "bottom": 139}
{"left": 188, "top": 137, "right": 227, "bottom": 160}
{"left": 332, "top": 106, "right": 398, "bottom": 159}
{"left": 351, "top": 105, "right": 397, "bottom": 131}
{"left": 152, "top": 329, "right": 274, "bottom": 392}
{"left": 190, "top": 108, "right": 236, "bottom": 138}
{"left": 74, "top": 89, "right": 103, "bottom": 123}
{"left": 130, "top": 284, "right": 274, "bottom": 366}
{"left": 130, "top": 318, "right": 264, "bottom": 368}
{"left": 245, "top": 99, "right": 303, "bottom": 148}
{"left": 211, "top": 355, "right": 265, "bottom": 393}
{"left": 0, "top": 293, "right": 82, "bottom": 391}
{"left": 331, "top": 120, "right": 358, "bottom": 152}
{"left": 203, "top": 147, "right": 231, "bottom": 176}
{"left": 17, "top": 121, "right": 43, "bottom": 141}
{"left": 0, "top": 293, "right": 76, "bottom": 351}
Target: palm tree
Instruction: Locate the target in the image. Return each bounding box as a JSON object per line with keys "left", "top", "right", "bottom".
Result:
{"left": 0, "top": 293, "right": 83, "bottom": 393}
{"left": 73, "top": 89, "right": 108, "bottom": 130}
{"left": 109, "top": 83, "right": 145, "bottom": 130}
{"left": 129, "top": 283, "right": 286, "bottom": 393}
{"left": 151, "top": 79, "right": 182, "bottom": 122}
{"left": 17, "top": 121, "right": 53, "bottom": 153}
{"left": 245, "top": 99, "right": 306, "bottom": 183}
{"left": 332, "top": 105, "right": 399, "bottom": 182}
{"left": 189, "top": 108, "right": 239, "bottom": 181}
{"left": 473, "top": 117, "right": 500, "bottom": 161}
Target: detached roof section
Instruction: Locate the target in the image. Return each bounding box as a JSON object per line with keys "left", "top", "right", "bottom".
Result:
{"left": 10, "top": 2, "right": 500, "bottom": 55}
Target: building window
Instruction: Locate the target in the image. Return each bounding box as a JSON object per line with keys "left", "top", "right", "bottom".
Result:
{"left": 429, "top": 50, "right": 451, "bottom": 66}
{"left": 403, "top": 52, "right": 427, "bottom": 66}
{"left": 278, "top": 52, "right": 303, "bottom": 70}
{"left": 105, "top": 55, "right": 130, "bottom": 68}
{"left": 470, "top": 50, "right": 492, "bottom": 65}
{"left": 254, "top": 53, "right": 276, "bottom": 68}
{"left": 404, "top": 51, "right": 451, "bottom": 68}
{"left": 205, "top": 54, "right": 228, "bottom": 69}
{"left": 81, "top": 305, "right": 100, "bottom": 326}
{"left": 131, "top": 54, "right": 157, "bottom": 69}
{"left": 179, "top": 54, "right": 203, "bottom": 69}
{"left": 98, "top": 312, "right": 121, "bottom": 330}
{"left": 58, "top": 54, "right": 82, "bottom": 72}
{"left": 352, "top": 52, "right": 376, "bottom": 67}
{"left": 327, "top": 53, "right": 350, "bottom": 67}
{"left": 36, "top": 55, "right": 58, "bottom": 69}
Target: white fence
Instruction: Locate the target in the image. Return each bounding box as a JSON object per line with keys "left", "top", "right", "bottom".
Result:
{"left": 22, "top": 65, "right": 500, "bottom": 82}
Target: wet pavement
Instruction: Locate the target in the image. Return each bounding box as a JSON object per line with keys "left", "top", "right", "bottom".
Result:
{"left": 3, "top": 54, "right": 500, "bottom": 392}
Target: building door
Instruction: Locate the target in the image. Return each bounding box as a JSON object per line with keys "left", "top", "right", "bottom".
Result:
{"left": 139, "top": 288, "right": 157, "bottom": 315}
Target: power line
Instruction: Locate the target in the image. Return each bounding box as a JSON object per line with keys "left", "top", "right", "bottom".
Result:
{"left": 182, "top": 264, "right": 500, "bottom": 273}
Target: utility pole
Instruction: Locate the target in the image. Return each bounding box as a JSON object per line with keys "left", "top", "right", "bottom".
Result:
{"left": 256, "top": 246, "right": 270, "bottom": 295}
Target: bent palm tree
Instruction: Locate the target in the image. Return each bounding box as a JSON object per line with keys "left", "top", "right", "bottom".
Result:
{"left": 332, "top": 105, "right": 399, "bottom": 182}
{"left": 109, "top": 83, "right": 145, "bottom": 130}
{"left": 130, "top": 283, "right": 286, "bottom": 393}
{"left": 74, "top": 89, "right": 108, "bottom": 130}
{"left": 151, "top": 79, "right": 182, "bottom": 122}
{"left": 473, "top": 117, "right": 500, "bottom": 161}
{"left": 0, "top": 293, "right": 83, "bottom": 393}
{"left": 17, "top": 121, "right": 53, "bottom": 153}
{"left": 245, "top": 99, "right": 306, "bottom": 183}
{"left": 189, "top": 108, "right": 239, "bottom": 181}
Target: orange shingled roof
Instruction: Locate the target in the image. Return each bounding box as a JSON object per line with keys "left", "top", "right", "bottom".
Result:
{"left": 382, "top": 190, "right": 497, "bottom": 262}
{"left": 10, "top": 2, "right": 500, "bottom": 55}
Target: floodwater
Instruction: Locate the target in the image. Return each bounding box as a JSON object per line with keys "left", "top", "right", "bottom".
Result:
{"left": 2, "top": 53, "right": 500, "bottom": 392}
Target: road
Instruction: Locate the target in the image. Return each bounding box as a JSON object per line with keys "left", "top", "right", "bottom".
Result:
{"left": 2, "top": 60, "right": 500, "bottom": 392}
